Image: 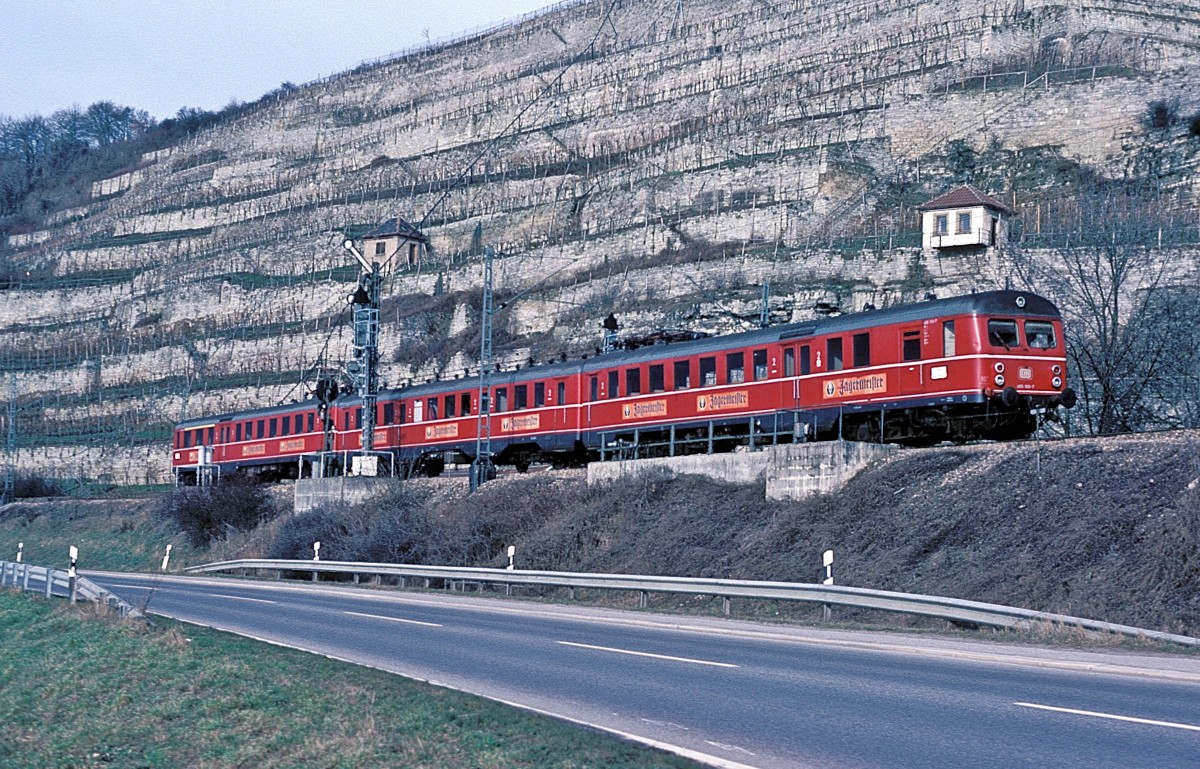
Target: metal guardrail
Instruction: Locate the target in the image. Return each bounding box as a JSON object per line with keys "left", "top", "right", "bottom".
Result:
{"left": 184, "top": 559, "right": 1200, "bottom": 648}
{"left": 0, "top": 561, "right": 144, "bottom": 620}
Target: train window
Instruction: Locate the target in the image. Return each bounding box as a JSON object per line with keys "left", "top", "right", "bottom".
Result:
{"left": 800, "top": 346, "right": 811, "bottom": 375}
{"left": 206, "top": 427, "right": 214, "bottom": 445}
{"left": 183, "top": 431, "right": 191, "bottom": 448}
{"left": 604, "top": 370, "right": 616, "bottom": 398}
{"left": 495, "top": 388, "right": 508, "bottom": 412}
{"left": 625, "top": 368, "right": 640, "bottom": 395}
{"left": 852, "top": 333, "right": 870, "bottom": 368}
{"left": 784, "top": 348, "right": 795, "bottom": 377}
{"left": 903, "top": 330, "right": 921, "bottom": 361}
{"left": 557, "top": 381, "right": 566, "bottom": 405}
{"left": 427, "top": 398, "right": 439, "bottom": 420}
{"left": 827, "top": 338, "right": 844, "bottom": 371}
{"left": 1025, "top": 321, "right": 1057, "bottom": 349}
{"left": 235, "top": 423, "right": 243, "bottom": 442}
{"left": 943, "top": 321, "right": 956, "bottom": 357}
{"left": 281, "top": 417, "right": 290, "bottom": 437}
{"left": 535, "top": 382, "right": 546, "bottom": 407}
{"left": 727, "top": 352, "right": 745, "bottom": 383}
{"left": 307, "top": 412, "right": 315, "bottom": 432}
{"left": 649, "top": 364, "right": 665, "bottom": 392}
{"left": 753, "top": 349, "right": 768, "bottom": 380}
{"left": 445, "top": 395, "right": 456, "bottom": 418}
{"left": 988, "top": 319, "right": 1019, "bottom": 348}
{"left": 413, "top": 400, "right": 423, "bottom": 422}
{"left": 514, "top": 385, "right": 528, "bottom": 409}
{"left": 461, "top": 392, "right": 471, "bottom": 415}
{"left": 355, "top": 408, "right": 363, "bottom": 429}
{"left": 295, "top": 414, "right": 304, "bottom": 433}
{"left": 257, "top": 419, "right": 265, "bottom": 438}
{"left": 700, "top": 357, "right": 717, "bottom": 386}
{"left": 384, "top": 403, "right": 395, "bottom": 425}
{"left": 674, "top": 360, "right": 691, "bottom": 389}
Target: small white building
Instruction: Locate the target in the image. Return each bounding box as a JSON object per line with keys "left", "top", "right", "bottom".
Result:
{"left": 917, "top": 184, "right": 1013, "bottom": 254}
{"left": 361, "top": 216, "right": 429, "bottom": 273}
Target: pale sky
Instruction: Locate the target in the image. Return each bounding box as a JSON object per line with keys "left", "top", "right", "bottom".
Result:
{"left": 2, "top": 0, "right": 557, "bottom": 121}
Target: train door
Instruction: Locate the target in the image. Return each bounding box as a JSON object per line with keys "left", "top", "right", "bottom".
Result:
{"left": 899, "top": 325, "right": 924, "bottom": 395}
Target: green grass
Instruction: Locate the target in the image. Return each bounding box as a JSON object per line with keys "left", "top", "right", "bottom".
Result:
{"left": 0, "top": 592, "right": 701, "bottom": 769}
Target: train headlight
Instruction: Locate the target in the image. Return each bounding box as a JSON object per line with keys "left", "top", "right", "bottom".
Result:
{"left": 1052, "top": 364, "right": 1062, "bottom": 375}
{"left": 993, "top": 362, "right": 1005, "bottom": 374}
{"left": 1052, "top": 376, "right": 1063, "bottom": 389}
{"left": 994, "top": 374, "right": 1006, "bottom": 387}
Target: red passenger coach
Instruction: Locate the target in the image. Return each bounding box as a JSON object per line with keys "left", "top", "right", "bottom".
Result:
{"left": 172, "top": 290, "right": 1076, "bottom": 483}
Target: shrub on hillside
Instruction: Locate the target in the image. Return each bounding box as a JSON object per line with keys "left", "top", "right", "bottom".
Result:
{"left": 159, "top": 475, "right": 280, "bottom": 547}
{"left": 9, "top": 474, "right": 66, "bottom": 499}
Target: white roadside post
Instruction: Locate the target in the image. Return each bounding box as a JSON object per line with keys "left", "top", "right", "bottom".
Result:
{"left": 822, "top": 549, "right": 834, "bottom": 621}
{"left": 505, "top": 545, "right": 516, "bottom": 595}
{"left": 68, "top": 545, "right": 79, "bottom": 603}
{"left": 16, "top": 541, "right": 22, "bottom": 563}
{"left": 312, "top": 541, "right": 321, "bottom": 582}
{"left": 160, "top": 544, "right": 173, "bottom": 572}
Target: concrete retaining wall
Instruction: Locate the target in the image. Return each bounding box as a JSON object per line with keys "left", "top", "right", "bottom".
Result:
{"left": 293, "top": 477, "right": 395, "bottom": 514}
{"left": 586, "top": 441, "right": 898, "bottom": 500}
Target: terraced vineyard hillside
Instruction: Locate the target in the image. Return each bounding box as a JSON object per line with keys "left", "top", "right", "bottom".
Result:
{"left": 2, "top": 0, "right": 1199, "bottom": 484}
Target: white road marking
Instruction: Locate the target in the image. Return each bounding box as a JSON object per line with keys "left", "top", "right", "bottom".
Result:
{"left": 1015, "top": 702, "right": 1200, "bottom": 732}
{"left": 705, "top": 740, "right": 757, "bottom": 756}
{"left": 209, "top": 593, "right": 276, "bottom": 604}
{"left": 344, "top": 610, "right": 442, "bottom": 628}
{"left": 558, "top": 641, "right": 739, "bottom": 668}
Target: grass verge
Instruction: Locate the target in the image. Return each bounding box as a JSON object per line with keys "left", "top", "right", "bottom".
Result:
{"left": 0, "top": 591, "right": 701, "bottom": 769}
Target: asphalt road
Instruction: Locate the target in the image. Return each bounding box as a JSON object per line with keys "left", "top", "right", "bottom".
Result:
{"left": 89, "top": 572, "right": 1200, "bottom": 769}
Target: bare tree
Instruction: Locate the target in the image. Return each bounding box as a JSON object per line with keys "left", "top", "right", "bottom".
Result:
{"left": 1012, "top": 191, "right": 1181, "bottom": 434}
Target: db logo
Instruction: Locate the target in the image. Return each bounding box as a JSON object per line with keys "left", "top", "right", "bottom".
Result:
{"left": 697, "top": 396, "right": 708, "bottom": 410}
{"left": 825, "top": 381, "right": 836, "bottom": 397}
{"left": 622, "top": 405, "right": 632, "bottom": 418}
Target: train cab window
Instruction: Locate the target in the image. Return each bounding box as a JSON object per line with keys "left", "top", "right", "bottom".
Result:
{"left": 700, "top": 356, "right": 717, "bottom": 386}
{"left": 183, "top": 431, "right": 191, "bottom": 448}
{"left": 800, "top": 345, "right": 811, "bottom": 375}
{"left": 514, "top": 384, "right": 528, "bottom": 410}
{"left": 827, "top": 338, "right": 844, "bottom": 372}
{"left": 534, "top": 382, "right": 546, "bottom": 407}
{"left": 355, "top": 408, "right": 363, "bottom": 429}
{"left": 398, "top": 402, "right": 407, "bottom": 424}
{"left": 784, "top": 348, "right": 795, "bottom": 377}
{"left": 607, "top": 370, "right": 619, "bottom": 398}
{"left": 987, "top": 319, "right": 1020, "bottom": 348}
{"left": 307, "top": 412, "right": 315, "bottom": 432}
{"left": 674, "top": 360, "right": 691, "bottom": 389}
{"left": 427, "top": 398, "right": 439, "bottom": 420}
{"left": 445, "top": 394, "right": 456, "bottom": 418}
{"left": 383, "top": 403, "right": 395, "bottom": 425}
{"left": 852, "top": 333, "right": 871, "bottom": 368}
{"left": 727, "top": 352, "right": 745, "bottom": 383}
{"left": 903, "top": 330, "right": 921, "bottom": 361}
{"left": 206, "top": 428, "right": 214, "bottom": 445}
{"left": 625, "top": 368, "right": 640, "bottom": 395}
{"left": 943, "top": 321, "right": 956, "bottom": 357}
{"left": 461, "top": 392, "right": 471, "bottom": 415}
{"left": 649, "top": 364, "right": 665, "bottom": 392}
{"left": 557, "top": 381, "right": 566, "bottom": 405}
{"left": 1025, "top": 321, "right": 1057, "bottom": 349}
{"left": 494, "top": 388, "right": 508, "bottom": 412}
{"left": 753, "top": 349, "right": 768, "bottom": 380}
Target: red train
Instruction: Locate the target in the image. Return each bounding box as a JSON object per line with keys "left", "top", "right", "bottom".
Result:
{"left": 172, "top": 290, "right": 1076, "bottom": 483}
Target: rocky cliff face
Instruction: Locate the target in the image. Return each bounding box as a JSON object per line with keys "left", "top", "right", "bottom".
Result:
{"left": 2, "top": 0, "right": 1199, "bottom": 483}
